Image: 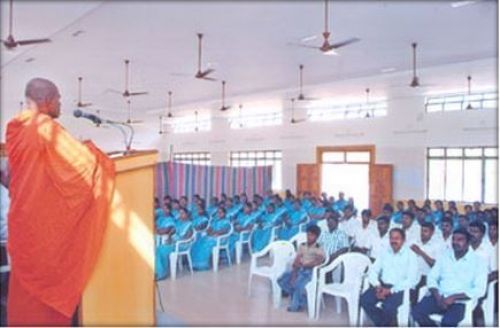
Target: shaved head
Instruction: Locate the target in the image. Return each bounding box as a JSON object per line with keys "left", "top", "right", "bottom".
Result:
{"left": 25, "top": 78, "right": 61, "bottom": 118}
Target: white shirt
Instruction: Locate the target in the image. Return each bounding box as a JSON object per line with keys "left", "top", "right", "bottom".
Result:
{"left": 0, "top": 184, "right": 9, "bottom": 241}
{"left": 317, "top": 219, "right": 328, "bottom": 234}
{"left": 411, "top": 237, "right": 441, "bottom": 277}
{"left": 488, "top": 239, "right": 498, "bottom": 272}
{"left": 339, "top": 216, "right": 361, "bottom": 239}
{"left": 370, "top": 231, "right": 390, "bottom": 259}
{"left": 354, "top": 220, "right": 378, "bottom": 250}
{"left": 403, "top": 222, "right": 420, "bottom": 245}
{"left": 471, "top": 239, "right": 496, "bottom": 273}
{"left": 434, "top": 232, "right": 452, "bottom": 253}
{"left": 428, "top": 248, "right": 487, "bottom": 299}
{"left": 368, "top": 245, "right": 419, "bottom": 293}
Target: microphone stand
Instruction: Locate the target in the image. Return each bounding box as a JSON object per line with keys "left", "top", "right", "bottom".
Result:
{"left": 103, "top": 119, "right": 135, "bottom": 155}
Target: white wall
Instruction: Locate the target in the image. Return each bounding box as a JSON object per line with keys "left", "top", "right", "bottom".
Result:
{"left": 153, "top": 91, "right": 497, "bottom": 200}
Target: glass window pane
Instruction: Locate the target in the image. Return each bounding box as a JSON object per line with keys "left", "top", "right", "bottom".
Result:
{"left": 445, "top": 159, "right": 463, "bottom": 201}
{"left": 346, "top": 151, "right": 371, "bottom": 163}
{"left": 272, "top": 162, "right": 282, "bottom": 191}
{"left": 257, "top": 151, "right": 265, "bottom": 158}
{"left": 429, "top": 148, "right": 445, "bottom": 157}
{"left": 257, "top": 159, "right": 265, "bottom": 166}
{"left": 464, "top": 148, "right": 482, "bottom": 157}
{"left": 447, "top": 148, "right": 463, "bottom": 157}
{"left": 426, "top": 104, "right": 442, "bottom": 112}
{"left": 485, "top": 159, "right": 498, "bottom": 204}
{"left": 483, "top": 100, "right": 497, "bottom": 109}
{"left": 427, "top": 97, "right": 444, "bottom": 104}
{"left": 463, "top": 160, "right": 482, "bottom": 202}
{"left": 485, "top": 148, "right": 498, "bottom": 157}
{"left": 443, "top": 102, "right": 462, "bottom": 111}
{"left": 483, "top": 93, "right": 497, "bottom": 100}
{"left": 275, "top": 151, "right": 282, "bottom": 159}
{"left": 322, "top": 152, "right": 344, "bottom": 162}
{"left": 445, "top": 95, "right": 464, "bottom": 102}
{"left": 428, "top": 159, "right": 445, "bottom": 200}
{"left": 240, "top": 153, "right": 248, "bottom": 159}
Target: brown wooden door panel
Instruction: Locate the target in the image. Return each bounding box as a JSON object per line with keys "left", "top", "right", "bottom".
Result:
{"left": 296, "top": 164, "right": 320, "bottom": 197}
{"left": 370, "top": 164, "right": 393, "bottom": 216}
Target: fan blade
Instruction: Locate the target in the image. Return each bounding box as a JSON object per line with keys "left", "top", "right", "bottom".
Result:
{"left": 220, "top": 105, "right": 231, "bottom": 111}
{"left": 287, "top": 42, "right": 321, "bottom": 50}
{"left": 297, "top": 94, "right": 317, "bottom": 101}
{"left": 128, "top": 91, "right": 148, "bottom": 96}
{"left": 17, "top": 38, "right": 51, "bottom": 46}
{"left": 329, "top": 37, "right": 360, "bottom": 49}
{"left": 196, "top": 68, "right": 215, "bottom": 78}
{"left": 77, "top": 102, "right": 93, "bottom": 108}
{"left": 104, "top": 88, "right": 123, "bottom": 95}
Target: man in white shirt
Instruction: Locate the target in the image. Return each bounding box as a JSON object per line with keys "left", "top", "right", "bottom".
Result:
{"left": 410, "top": 222, "right": 440, "bottom": 303}
{"left": 353, "top": 209, "right": 378, "bottom": 254}
{"left": 317, "top": 212, "right": 349, "bottom": 258}
{"left": 412, "top": 228, "right": 488, "bottom": 327}
{"left": 360, "top": 228, "right": 419, "bottom": 326}
{"left": 338, "top": 205, "right": 360, "bottom": 242}
{"left": 469, "top": 220, "right": 496, "bottom": 278}
{"left": 370, "top": 216, "right": 391, "bottom": 260}
{"left": 434, "top": 217, "right": 453, "bottom": 252}
{"left": 401, "top": 211, "right": 420, "bottom": 245}
{"left": 487, "top": 220, "right": 498, "bottom": 277}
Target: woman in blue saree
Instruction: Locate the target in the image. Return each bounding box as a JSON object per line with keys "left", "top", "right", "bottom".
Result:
{"left": 228, "top": 202, "right": 257, "bottom": 258}
{"left": 278, "top": 200, "right": 307, "bottom": 240}
{"left": 251, "top": 203, "right": 283, "bottom": 252}
{"left": 191, "top": 207, "right": 231, "bottom": 271}
{"left": 155, "top": 207, "right": 193, "bottom": 280}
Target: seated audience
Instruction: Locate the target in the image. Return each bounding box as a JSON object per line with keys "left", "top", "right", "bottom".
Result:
{"left": 318, "top": 212, "right": 349, "bottom": 257}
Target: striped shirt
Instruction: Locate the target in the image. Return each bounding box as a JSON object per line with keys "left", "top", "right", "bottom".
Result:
{"left": 318, "top": 228, "right": 350, "bottom": 257}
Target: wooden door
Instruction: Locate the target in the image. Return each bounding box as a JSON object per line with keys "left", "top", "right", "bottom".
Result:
{"left": 296, "top": 164, "right": 320, "bottom": 197}
{"left": 369, "top": 164, "right": 393, "bottom": 216}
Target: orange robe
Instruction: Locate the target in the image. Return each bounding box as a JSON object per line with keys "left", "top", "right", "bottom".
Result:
{"left": 6, "top": 110, "right": 115, "bottom": 325}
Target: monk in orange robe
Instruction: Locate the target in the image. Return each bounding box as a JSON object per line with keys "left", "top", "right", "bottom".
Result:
{"left": 6, "top": 78, "right": 115, "bottom": 325}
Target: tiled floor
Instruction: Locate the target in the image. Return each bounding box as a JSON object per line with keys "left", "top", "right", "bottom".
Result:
{"left": 155, "top": 258, "right": 351, "bottom": 326}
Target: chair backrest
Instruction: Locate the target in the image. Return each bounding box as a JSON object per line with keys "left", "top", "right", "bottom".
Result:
{"left": 323, "top": 252, "right": 371, "bottom": 287}
{"left": 269, "top": 241, "right": 296, "bottom": 274}
{"left": 289, "top": 232, "right": 307, "bottom": 249}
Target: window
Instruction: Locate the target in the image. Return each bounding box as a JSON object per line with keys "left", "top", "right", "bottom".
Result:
{"left": 230, "top": 150, "right": 282, "bottom": 190}
{"left": 425, "top": 91, "right": 497, "bottom": 113}
{"left": 229, "top": 111, "right": 282, "bottom": 129}
{"left": 169, "top": 113, "right": 211, "bottom": 133}
{"left": 307, "top": 100, "right": 388, "bottom": 122}
{"left": 173, "top": 152, "right": 211, "bottom": 165}
{"left": 427, "top": 147, "right": 498, "bottom": 203}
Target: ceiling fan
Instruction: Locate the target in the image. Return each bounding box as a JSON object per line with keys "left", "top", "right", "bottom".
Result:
{"left": 363, "top": 88, "right": 373, "bottom": 118}
{"left": 76, "top": 77, "right": 93, "bottom": 108}
{"left": 408, "top": 42, "right": 435, "bottom": 88}
{"left": 108, "top": 59, "right": 149, "bottom": 98}
{"left": 290, "top": 98, "right": 306, "bottom": 124}
{"left": 158, "top": 115, "right": 166, "bottom": 135}
{"left": 124, "top": 99, "right": 144, "bottom": 125}
{"left": 288, "top": 0, "right": 360, "bottom": 55}
{"left": 195, "top": 33, "right": 217, "bottom": 81}
{"left": 297, "top": 64, "right": 317, "bottom": 101}
{"left": 219, "top": 80, "right": 231, "bottom": 111}
{"left": 465, "top": 75, "right": 474, "bottom": 110}
{"left": 3, "top": 0, "right": 51, "bottom": 50}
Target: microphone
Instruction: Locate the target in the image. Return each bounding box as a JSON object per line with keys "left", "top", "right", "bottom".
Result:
{"left": 73, "top": 109, "right": 102, "bottom": 125}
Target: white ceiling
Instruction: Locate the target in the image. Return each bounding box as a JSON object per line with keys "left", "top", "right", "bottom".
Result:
{"left": 0, "top": 0, "right": 497, "bottom": 125}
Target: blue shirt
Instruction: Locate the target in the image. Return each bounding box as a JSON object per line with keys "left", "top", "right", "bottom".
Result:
{"left": 334, "top": 199, "right": 347, "bottom": 211}
{"left": 427, "top": 248, "right": 487, "bottom": 299}
{"left": 156, "top": 215, "right": 175, "bottom": 229}
{"left": 260, "top": 211, "right": 282, "bottom": 228}
{"left": 192, "top": 215, "right": 209, "bottom": 230}
{"left": 172, "top": 220, "right": 193, "bottom": 242}
{"left": 210, "top": 217, "right": 231, "bottom": 234}
{"left": 308, "top": 205, "right": 326, "bottom": 219}
{"left": 432, "top": 211, "right": 444, "bottom": 225}
{"left": 236, "top": 212, "right": 256, "bottom": 229}
{"left": 392, "top": 211, "right": 403, "bottom": 224}
{"left": 368, "top": 245, "right": 419, "bottom": 293}
{"left": 287, "top": 208, "right": 307, "bottom": 225}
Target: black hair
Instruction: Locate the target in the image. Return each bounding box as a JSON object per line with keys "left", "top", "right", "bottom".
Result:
{"left": 469, "top": 220, "right": 486, "bottom": 235}
{"left": 390, "top": 227, "right": 406, "bottom": 240}
{"left": 383, "top": 203, "right": 394, "bottom": 213}
{"left": 402, "top": 210, "right": 415, "bottom": 219}
{"left": 441, "top": 217, "right": 453, "bottom": 225}
{"left": 377, "top": 215, "right": 390, "bottom": 224}
{"left": 421, "top": 222, "right": 435, "bottom": 231}
{"left": 453, "top": 227, "right": 471, "bottom": 242}
{"left": 488, "top": 220, "right": 498, "bottom": 228}
{"left": 306, "top": 224, "right": 321, "bottom": 237}
{"left": 361, "top": 209, "right": 372, "bottom": 217}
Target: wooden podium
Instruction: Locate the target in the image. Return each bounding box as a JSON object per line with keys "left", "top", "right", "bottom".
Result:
{"left": 80, "top": 150, "right": 158, "bottom": 326}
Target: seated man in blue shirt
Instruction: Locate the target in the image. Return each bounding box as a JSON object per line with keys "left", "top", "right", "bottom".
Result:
{"left": 360, "top": 228, "right": 419, "bottom": 326}
{"left": 411, "top": 227, "right": 488, "bottom": 327}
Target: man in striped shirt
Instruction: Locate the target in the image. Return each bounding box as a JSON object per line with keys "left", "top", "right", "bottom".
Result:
{"left": 318, "top": 211, "right": 350, "bottom": 257}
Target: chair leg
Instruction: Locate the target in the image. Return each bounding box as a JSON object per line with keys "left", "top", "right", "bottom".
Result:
{"left": 186, "top": 253, "right": 193, "bottom": 275}
{"left": 348, "top": 297, "right": 358, "bottom": 327}
{"left": 272, "top": 280, "right": 281, "bottom": 309}
{"left": 314, "top": 292, "right": 322, "bottom": 320}
{"left": 212, "top": 248, "right": 219, "bottom": 272}
{"left": 335, "top": 296, "right": 342, "bottom": 314}
{"left": 169, "top": 253, "right": 177, "bottom": 280}
{"left": 226, "top": 247, "right": 232, "bottom": 266}
{"left": 236, "top": 242, "right": 242, "bottom": 265}
{"left": 247, "top": 274, "right": 253, "bottom": 297}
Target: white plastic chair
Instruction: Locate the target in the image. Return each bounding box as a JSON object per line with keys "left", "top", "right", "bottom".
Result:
{"left": 289, "top": 232, "right": 307, "bottom": 249}
{"left": 304, "top": 256, "right": 329, "bottom": 319}
{"left": 313, "top": 253, "right": 372, "bottom": 324}
{"left": 235, "top": 228, "right": 253, "bottom": 264}
{"left": 298, "top": 214, "right": 311, "bottom": 232}
{"left": 168, "top": 233, "right": 195, "bottom": 280}
{"left": 212, "top": 225, "right": 233, "bottom": 272}
{"left": 248, "top": 240, "right": 296, "bottom": 308}
{"left": 482, "top": 278, "right": 498, "bottom": 327}
{"left": 416, "top": 285, "right": 478, "bottom": 327}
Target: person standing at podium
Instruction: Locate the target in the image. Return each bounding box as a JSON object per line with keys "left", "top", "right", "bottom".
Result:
{"left": 6, "top": 78, "right": 116, "bottom": 326}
